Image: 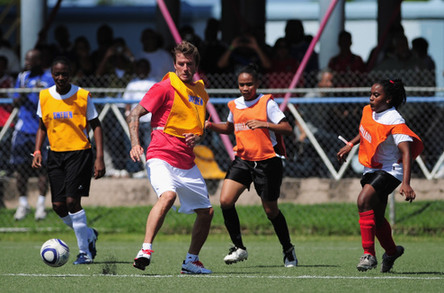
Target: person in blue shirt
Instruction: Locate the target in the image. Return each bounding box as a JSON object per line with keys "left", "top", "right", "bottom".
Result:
{"left": 10, "top": 48, "right": 54, "bottom": 221}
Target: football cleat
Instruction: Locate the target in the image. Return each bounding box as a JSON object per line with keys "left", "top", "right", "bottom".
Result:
{"left": 283, "top": 246, "right": 298, "bottom": 267}
{"left": 73, "top": 252, "right": 93, "bottom": 265}
{"left": 381, "top": 246, "right": 404, "bottom": 273}
{"left": 133, "top": 249, "right": 153, "bottom": 271}
{"left": 35, "top": 204, "right": 47, "bottom": 221}
{"left": 224, "top": 246, "right": 248, "bottom": 264}
{"left": 88, "top": 228, "right": 99, "bottom": 259}
{"left": 357, "top": 254, "right": 377, "bottom": 271}
{"left": 181, "top": 260, "right": 212, "bottom": 274}
{"left": 14, "top": 204, "right": 30, "bottom": 221}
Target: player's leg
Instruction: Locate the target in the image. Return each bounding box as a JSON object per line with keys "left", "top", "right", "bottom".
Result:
{"left": 13, "top": 164, "right": 31, "bottom": 220}
{"left": 35, "top": 169, "right": 49, "bottom": 220}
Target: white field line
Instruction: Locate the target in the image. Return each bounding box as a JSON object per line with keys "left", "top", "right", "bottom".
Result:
{"left": 1, "top": 273, "right": 443, "bottom": 280}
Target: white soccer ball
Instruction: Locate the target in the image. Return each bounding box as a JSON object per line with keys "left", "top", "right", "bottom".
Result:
{"left": 40, "top": 239, "right": 70, "bottom": 267}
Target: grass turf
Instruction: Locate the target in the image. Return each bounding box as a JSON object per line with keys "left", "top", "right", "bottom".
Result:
{"left": 0, "top": 234, "right": 443, "bottom": 293}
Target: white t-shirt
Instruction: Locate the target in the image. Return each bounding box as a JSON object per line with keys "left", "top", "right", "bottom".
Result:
{"left": 122, "top": 78, "right": 156, "bottom": 123}
{"left": 136, "top": 49, "right": 174, "bottom": 82}
{"left": 363, "top": 107, "right": 413, "bottom": 181}
{"left": 227, "top": 94, "right": 286, "bottom": 147}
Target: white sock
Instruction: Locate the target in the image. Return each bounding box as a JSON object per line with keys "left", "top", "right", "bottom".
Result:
{"left": 70, "top": 210, "right": 90, "bottom": 256}
{"left": 61, "top": 215, "right": 73, "bottom": 229}
{"left": 19, "top": 196, "right": 28, "bottom": 207}
{"left": 37, "top": 195, "right": 46, "bottom": 206}
{"left": 142, "top": 243, "right": 152, "bottom": 251}
{"left": 185, "top": 253, "right": 198, "bottom": 263}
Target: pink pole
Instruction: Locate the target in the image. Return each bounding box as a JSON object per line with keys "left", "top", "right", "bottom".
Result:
{"left": 156, "top": 0, "right": 234, "bottom": 159}
{"left": 280, "top": 0, "right": 340, "bottom": 111}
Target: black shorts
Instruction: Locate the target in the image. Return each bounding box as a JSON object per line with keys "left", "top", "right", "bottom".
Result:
{"left": 360, "top": 170, "right": 401, "bottom": 204}
{"left": 225, "top": 156, "right": 283, "bottom": 201}
{"left": 47, "top": 149, "right": 93, "bottom": 202}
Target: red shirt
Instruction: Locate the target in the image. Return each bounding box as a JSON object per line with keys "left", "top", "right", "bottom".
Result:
{"left": 139, "top": 79, "right": 196, "bottom": 169}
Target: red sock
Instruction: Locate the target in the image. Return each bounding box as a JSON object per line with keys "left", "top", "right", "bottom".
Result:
{"left": 375, "top": 218, "right": 397, "bottom": 256}
{"left": 359, "top": 210, "right": 376, "bottom": 256}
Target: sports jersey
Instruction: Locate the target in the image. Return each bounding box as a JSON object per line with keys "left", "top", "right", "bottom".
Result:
{"left": 13, "top": 70, "right": 54, "bottom": 134}
{"left": 139, "top": 72, "right": 208, "bottom": 169}
{"left": 37, "top": 85, "right": 98, "bottom": 152}
{"left": 359, "top": 105, "right": 423, "bottom": 180}
{"left": 227, "top": 94, "right": 286, "bottom": 161}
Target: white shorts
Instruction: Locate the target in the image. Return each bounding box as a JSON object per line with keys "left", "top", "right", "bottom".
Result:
{"left": 146, "top": 158, "right": 211, "bottom": 214}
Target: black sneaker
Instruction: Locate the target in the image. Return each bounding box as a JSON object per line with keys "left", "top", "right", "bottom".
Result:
{"left": 88, "top": 228, "right": 99, "bottom": 259}
{"left": 381, "top": 246, "right": 404, "bottom": 273}
{"left": 283, "top": 246, "right": 298, "bottom": 267}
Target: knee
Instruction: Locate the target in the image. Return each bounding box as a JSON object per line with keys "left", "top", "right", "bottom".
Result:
{"left": 265, "top": 208, "right": 279, "bottom": 219}
{"left": 197, "top": 207, "right": 214, "bottom": 221}
{"left": 52, "top": 202, "right": 67, "bottom": 217}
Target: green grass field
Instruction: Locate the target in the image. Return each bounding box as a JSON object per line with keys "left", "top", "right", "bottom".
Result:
{"left": 1, "top": 202, "right": 443, "bottom": 292}
{"left": 0, "top": 234, "right": 443, "bottom": 293}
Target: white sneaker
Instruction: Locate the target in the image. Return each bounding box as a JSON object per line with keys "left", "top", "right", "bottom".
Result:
{"left": 14, "top": 204, "right": 30, "bottom": 221}
{"left": 133, "top": 249, "right": 153, "bottom": 271}
{"left": 224, "top": 246, "right": 248, "bottom": 264}
{"left": 283, "top": 246, "right": 298, "bottom": 267}
{"left": 132, "top": 170, "right": 147, "bottom": 178}
{"left": 35, "top": 204, "right": 47, "bottom": 220}
{"left": 357, "top": 254, "right": 378, "bottom": 271}
{"left": 181, "top": 260, "right": 212, "bottom": 274}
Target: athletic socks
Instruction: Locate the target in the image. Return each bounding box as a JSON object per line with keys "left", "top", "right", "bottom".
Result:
{"left": 359, "top": 210, "right": 376, "bottom": 256}
{"left": 70, "top": 209, "right": 90, "bottom": 256}
{"left": 222, "top": 206, "right": 246, "bottom": 250}
{"left": 18, "top": 196, "right": 28, "bottom": 207}
{"left": 268, "top": 210, "right": 293, "bottom": 252}
{"left": 61, "top": 215, "right": 74, "bottom": 229}
{"left": 142, "top": 243, "right": 153, "bottom": 251}
{"left": 185, "top": 253, "right": 198, "bottom": 264}
{"left": 375, "top": 218, "right": 397, "bottom": 256}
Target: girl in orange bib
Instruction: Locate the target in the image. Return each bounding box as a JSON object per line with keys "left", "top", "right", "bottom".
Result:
{"left": 337, "top": 79, "right": 423, "bottom": 273}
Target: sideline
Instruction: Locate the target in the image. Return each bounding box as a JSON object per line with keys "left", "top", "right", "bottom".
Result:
{"left": 2, "top": 273, "right": 443, "bottom": 280}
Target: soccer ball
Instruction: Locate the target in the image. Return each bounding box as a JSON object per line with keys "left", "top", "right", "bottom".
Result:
{"left": 40, "top": 239, "right": 70, "bottom": 267}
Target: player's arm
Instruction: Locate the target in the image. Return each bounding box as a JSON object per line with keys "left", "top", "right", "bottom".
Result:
{"left": 205, "top": 120, "right": 234, "bottom": 134}
{"left": 337, "top": 134, "right": 360, "bottom": 164}
{"left": 398, "top": 141, "right": 415, "bottom": 202}
{"left": 89, "top": 117, "right": 106, "bottom": 179}
{"left": 32, "top": 119, "right": 47, "bottom": 169}
{"left": 127, "top": 104, "right": 148, "bottom": 162}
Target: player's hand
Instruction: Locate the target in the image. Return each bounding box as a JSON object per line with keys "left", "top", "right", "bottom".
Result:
{"left": 94, "top": 158, "right": 106, "bottom": 179}
{"left": 32, "top": 153, "right": 42, "bottom": 169}
{"left": 130, "top": 144, "right": 144, "bottom": 162}
{"left": 399, "top": 183, "right": 416, "bottom": 203}
{"left": 245, "top": 119, "right": 265, "bottom": 130}
{"left": 184, "top": 133, "right": 200, "bottom": 148}
{"left": 336, "top": 146, "right": 350, "bottom": 164}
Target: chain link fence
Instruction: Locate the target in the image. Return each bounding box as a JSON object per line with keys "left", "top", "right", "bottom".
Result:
{"left": 0, "top": 69, "right": 443, "bottom": 229}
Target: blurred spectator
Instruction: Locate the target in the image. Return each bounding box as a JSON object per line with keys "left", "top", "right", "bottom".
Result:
{"left": 91, "top": 24, "right": 114, "bottom": 74}
{"left": 136, "top": 28, "right": 174, "bottom": 82}
{"left": 217, "top": 32, "right": 272, "bottom": 80}
{"left": 199, "top": 18, "right": 227, "bottom": 75}
{"left": 70, "top": 36, "right": 96, "bottom": 87}
{"left": 35, "top": 44, "right": 56, "bottom": 74}
{"left": 0, "top": 55, "right": 14, "bottom": 178}
{"left": 96, "top": 37, "right": 135, "bottom": 88}
{"left": 180, "top": 24, "right": 202, "bottom": 49}
{"left": 0, "top": 29, "right": 21, "bottom": 75}
{"left": 96, "top": 37, "right": 134, "bottom": 178}
{"left": 372, "top": 34, "right": 423, "bottom": 72}
{"left": 122, "top": 59, "right": 156, "bottom": 178}
{"left": 412, "top": 37, "right": 436, "bottom": 71}
{"left": 10, "top": 49, "right": 54, "bottom": 221}
{"left": 267, "top": 37, "right": 301, "bottom": 93}
{"left": 328, "top": 30, "right": 366, "bottom": 88}
{"left": 284, "top": 19, "right": 319, "bottom": 75}
{"left": 51, "top": 24, "right": 75, "bottom": 61}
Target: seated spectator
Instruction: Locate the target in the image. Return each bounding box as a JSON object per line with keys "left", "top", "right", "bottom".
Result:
{"left": 267, "top": 37, "right": 301, "bottom": 93}
{"left": 328, "top": 31, "right": 366, "bottom": 88}
{"left": 0, "top": 55, "right": 14, "bottom": 177}
{"left": 91, "top": 24, "right": 114, "bottom": 75}
{"left": 412, "top": 37, "right": 436, "bottom": 72}
{"left": 284, "top": 19, "right": 319, "bottom": 75}
{"left": 199, "top": 18, "right": 227, "bottom": 76}
{"left": 180, "top": 24, "right": 202, "bottom": 49}
{"left": 136, "top": 28, "right": 174, "bottom": 82}
{"left": 217, "top": 32, "right": 272, "bottom": 82}
{"left": 70, "top": 36, "right": 96, "bottom": 87}
{"left": 0, "top": 29, "right": 20, "bottom": 75}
